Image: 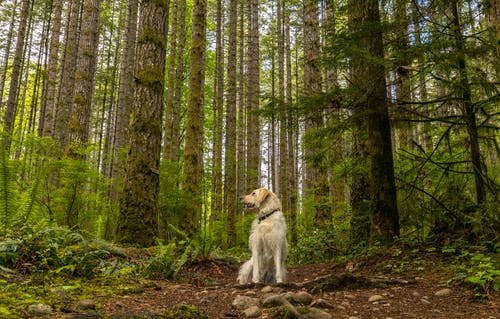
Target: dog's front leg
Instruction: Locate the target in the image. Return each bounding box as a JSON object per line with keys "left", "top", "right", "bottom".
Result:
{"left": 251, "top": 249, "right": 260, "bottom": 283}
{"left": 274, "top": 249, "right": 284, "bottom": 283}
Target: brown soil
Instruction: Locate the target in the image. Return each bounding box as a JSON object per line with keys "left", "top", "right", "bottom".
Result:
{"left": 96, "top": 254, "right": 499, "bottom": 319}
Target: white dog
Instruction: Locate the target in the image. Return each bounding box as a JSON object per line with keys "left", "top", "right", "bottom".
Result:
{"left": 237, "top": 188, "right": 288, "bottom": 284}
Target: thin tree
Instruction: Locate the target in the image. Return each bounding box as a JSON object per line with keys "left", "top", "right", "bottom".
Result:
{"left": 246, "top": 0, "right": 260, "bottom": 191}
{"left": 114, "top": 0, "right": 138, "bottom": 190}
{"left": 40, "top": 0, "right": 63, "bottom": 137}
{"left": 67, "top": 0, "right": 102, "bottom": 158}
{"left": 55, "top": 0, "right": 82, "bottom": 153}
{"left": 211, "top": 0, "right": 224, "bottom": 223}
{"left": 182, "top": 0, "right": 207, "bottom": 236}
{"left": 3, "top": 0, "right": 31, "bottom": 152}
{"left": 225, "top": 0, "right": 238, "bottom": 245}
{"left": 116, "top": 0, "right": 169, "bottom": 246}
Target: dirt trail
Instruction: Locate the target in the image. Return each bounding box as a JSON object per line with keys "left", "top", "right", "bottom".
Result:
{"left": 96, "top": 259, "right": 498, "bottom": 319}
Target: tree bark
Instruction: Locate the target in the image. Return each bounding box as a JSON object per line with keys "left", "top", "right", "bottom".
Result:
{"left": 182, "top": 0, "right": 207, "bottom": 236}
{"left": 225, "top": 0, "right": 238, "bottom": 246}
{"left": 67, "top": 0, "right": 102, "bottom": 158}
{"left": 116, "top": 0, "right": 169, "bottom": 246}
{"left": 246, "top": 0, "right": 260, "bottom": 191}
{"left": 4, "top": 0, "right": 31, "bottom": 152}
{"left": 40, "top": 0, "right": 63, "bottom": 137}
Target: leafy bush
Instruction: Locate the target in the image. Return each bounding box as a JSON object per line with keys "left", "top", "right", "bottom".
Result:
{"left": 0, "top": 227, "right": 128, "bottom": 278}
{"left": 455, "top": 251, "right": 500, "bottom": 297}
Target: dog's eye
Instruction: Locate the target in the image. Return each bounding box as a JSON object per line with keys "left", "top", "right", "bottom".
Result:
{"left": 252, "top": 192, "right": 256, "bottom": 195}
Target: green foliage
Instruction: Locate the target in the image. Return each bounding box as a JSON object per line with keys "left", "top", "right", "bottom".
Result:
{"left": 288, "top": 228, "right": 341, "bottom": 265}
{"left": 452, "top": 250, "right": 500, "bottom": 297}
{"left": 144, "top": 224, "right": 218, "bottom": 280}
{"left": 0, "top": 227, "right": 128, "bottom": 278}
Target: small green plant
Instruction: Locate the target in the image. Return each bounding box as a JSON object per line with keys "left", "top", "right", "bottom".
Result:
{"left": 456, "top": 251, "right": 500, "bottom": 297}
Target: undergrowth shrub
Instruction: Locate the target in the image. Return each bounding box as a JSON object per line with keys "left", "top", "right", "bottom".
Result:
{"left": 0, "top": 227, "right": 128, "bottom": 278}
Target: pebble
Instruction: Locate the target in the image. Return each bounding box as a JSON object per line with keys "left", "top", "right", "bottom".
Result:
{"left": 434, "top": 288, "right": 452, "bottom": 297}
{"left": 368, "top": 294, "right": 384, "bottom": 303}
{"left": 233, "top": 295, "right": 261, "bottom": 310}
{"left": 243, "top": 305, "right": 262, "bottom": 318}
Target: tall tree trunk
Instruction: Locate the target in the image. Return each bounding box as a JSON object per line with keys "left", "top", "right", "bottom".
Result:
{"left": 164, "top": 0, "right": 186, "bottom": 165}
{"left": 237, "top": 0, "right": 246, "bottom": 199}
{"left": 450, "top": 0, "right": 487, "bottom": 204}
{"left": 40, "top": 0, "right": 63, "bottom": 137}
{"left": 0, "top": 0, "right": 18, "bottom": 110}
{"left": 351, "top": 0, "right": 399, "bottom": 244}
{"left": 116, "top": 0, "right": 169, "bottom": 247}
{"left": 303, "top": 0, "right": 330, "bottom": 226}
{"left": 3, "top": 0, "right": 31, "bottom": 152}
{"left": 211, "top": 0, "right": 224, "bottom": 223}
{"left": 225, "top": 0, "right": 238, "bottom": 246}
{"left": 394, "top": 0, "right": 413, "bottom": 150}
{"left": 67, "top": 0, "right": 102, "bottom": 158}
{"left": 114, "top": 0, "right": 138, "bottom": 191}
{"left": 246, "top": 0, "right": 260, "bottom": 191}
{"left": 55, "top": 0, "right": 82, "bottom": 153}
{"left": 182, "top": 0, "right": 207, "bottom": 236}
{"left": 284, "top": 9, "right": 298, "bottom": 245}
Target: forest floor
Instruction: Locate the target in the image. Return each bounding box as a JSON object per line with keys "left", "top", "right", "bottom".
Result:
{"left": 3, "top": 247, "right": 498, "bottom": 318}
{"left": 67, "top": 248, "right": 499, "bottom": 318}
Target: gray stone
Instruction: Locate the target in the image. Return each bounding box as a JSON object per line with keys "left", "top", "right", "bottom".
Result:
{"left": 290, "top": 291, "right": 313, "bottom": 305}
{"left": 263, "top": 294, "right": 286, "bottom": 308}
{"left": 368, "top": 294, "right": 384, "bottom": 303}
{"left": 311, "top": 299, "right": 335, "bottom": 309}
{"left": 261, "top": 285, "right": 274, "bottom": 293}
{"left": 303, "top": 307, "right": 332, "bottom": 319}
{"left": 434, "top": 288, "right": 452, "bottom": 297}
{"left": 243, "top": 305, "right": 262, "bottom": 318}
{"left": 27, "top": 303, "right": 53, "bottom": 316}
{"left": 233, "top": 295, "right": 261, "bottom": 310}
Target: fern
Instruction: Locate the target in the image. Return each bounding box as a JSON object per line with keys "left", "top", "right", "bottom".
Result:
{"left": 0, "top": 141, "right": 19, "bottom": 236}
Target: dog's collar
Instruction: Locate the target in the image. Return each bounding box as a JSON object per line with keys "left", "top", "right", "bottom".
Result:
{"left": 258, "top": 208, "right": 280, "bottom": 223}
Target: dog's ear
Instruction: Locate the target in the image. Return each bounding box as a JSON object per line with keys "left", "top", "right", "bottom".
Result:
{"left": 256, "top": 188, "right": 270, "bottom": 204}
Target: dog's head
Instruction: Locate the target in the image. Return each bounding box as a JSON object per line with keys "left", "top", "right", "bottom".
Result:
{"left": 240, "top": 188, "right": 278, "bottom": 211}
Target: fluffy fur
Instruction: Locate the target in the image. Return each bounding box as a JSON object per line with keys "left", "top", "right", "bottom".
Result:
{"left": 237, "top": 188, "right": 288, "bottom": 284}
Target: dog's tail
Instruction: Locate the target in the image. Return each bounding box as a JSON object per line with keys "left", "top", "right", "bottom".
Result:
{"left": 237, "top": 259, "right": 253, "bottom": 285}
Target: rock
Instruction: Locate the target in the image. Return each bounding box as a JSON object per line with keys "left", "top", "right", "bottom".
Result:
{"left": 290, "top": 291, "right": 313, "bottom": 305}
{"left": 368, "top": 295, "right": 384, "bottom": 303}
{"left": 77, "top": 299, "right": 97, "bottom": 310}
{"left": 263, "top": 294, "right": 286, "bottom": 307}
{"left": 311, "top": 299, "right": 335, "bottom": 309}
{"left": 27, "top": 303, "right": 53, "bottom": 316}
{"left": 434, "top": 288, "right": 452, "bottom": 297}
{"left": 303, "top": 307, "right": 332, "bottom": 319}
{"left": 261, "top": 285, "right": 274, "bottom": 293}
{"left": 275, "top": 305, "right": 301, "bottom": 319}
{"left": 243, "top": 305, "right": 262, "bottom": 318}
{"left": 233, "top": 295, "right": 261, "bottom": 310}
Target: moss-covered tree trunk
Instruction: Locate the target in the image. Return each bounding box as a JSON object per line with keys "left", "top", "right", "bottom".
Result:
{"left": 349, "top": 0, "right": 399, "bottom": 244}
{"left": 55, "top": 0, "right": 81, "bottom": 153}
{"left": 182, "top": 0, "right": 207, "bottom": 236}
{"left": 116, "top": 0, "right": 169, "bottom": 247}
{"left": 68, "top": 0, "right": 102, "bottom": 156}
{"left": 303, "top": 0, "right": 330, "bottom": 226}
{"left": 113, "top": 0, "right": 138, "bottom": 197}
